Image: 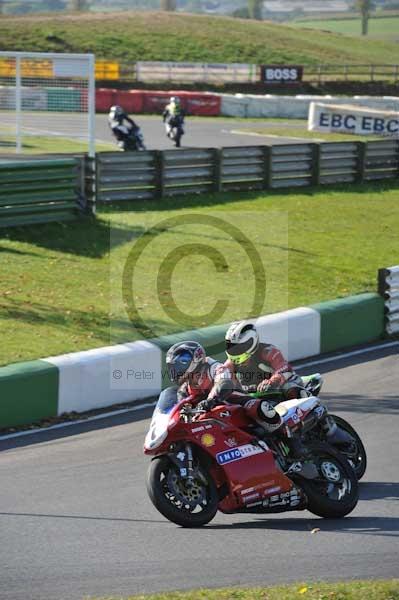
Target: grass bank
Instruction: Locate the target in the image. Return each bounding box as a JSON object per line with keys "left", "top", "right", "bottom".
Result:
{"left": 92, "top": 579, "right": 399, "bottom": 600}
{"left": 291, "top": 15, "right": 399, "bottom": 42}
{"left": 0, "top": 11, "right": 399, "bottom": 65}
{"left": 1, "top": 180, "right": 398, "bottom": 366}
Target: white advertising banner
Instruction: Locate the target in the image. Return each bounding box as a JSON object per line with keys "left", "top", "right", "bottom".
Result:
{"left": 136, "top": 61, "right": 257, "bottom": 83}
{"left": 308, "top": 102, "right": 399, "bottom": 137}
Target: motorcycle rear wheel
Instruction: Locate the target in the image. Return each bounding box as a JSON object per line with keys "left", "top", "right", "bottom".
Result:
{"left": 329, "top": 415, "right": 367, "bottom": 480}
{"left": 147, "top": 456, "right": 218, "bottom": 527}
{"left": 299, "top": 442, "right": 359, "bottom": 519}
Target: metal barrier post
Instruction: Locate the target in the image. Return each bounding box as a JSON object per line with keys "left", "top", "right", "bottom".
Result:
{"left": 311, "top": 143, "right": 321, "bottom": 186}
{"left": 356, "top": 141, "right": 366, "bottom": 184}
{"left": 155, "top": 150, "right": 165, "bottom": 198}
{"left": 263, "top": 145, "right": 272, "bottom": 189}
{"left": 213, "top": 148, "right": 222, "bottom": 193}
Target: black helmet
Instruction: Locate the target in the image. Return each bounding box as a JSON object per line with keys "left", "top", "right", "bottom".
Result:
{"left": 166, "top": 341, "right": 206, "bottom": 384}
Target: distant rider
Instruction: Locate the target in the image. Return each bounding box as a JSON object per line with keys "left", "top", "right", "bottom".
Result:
{"left": 162, "top": 96, "right": 185, "bottom": 142}
{"left": 108, "top": 105, "right": 141, "bottom": 150}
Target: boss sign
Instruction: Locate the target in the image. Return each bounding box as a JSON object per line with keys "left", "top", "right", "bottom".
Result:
{"left": 261, "top": 65, "right": 303, "bottom": 84}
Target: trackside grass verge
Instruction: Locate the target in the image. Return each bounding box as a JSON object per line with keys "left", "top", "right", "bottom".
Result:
{"left": 92, "top": 579, "right": 399, "bottom": 600}
{"left": 0, "top": 135, "right": 114, "bottom": 154}
{"left": 243, "top": 125, "right": 385, "bottom": 142}
{"left": 1, "top": 180, "right": 398, "bottom": 366}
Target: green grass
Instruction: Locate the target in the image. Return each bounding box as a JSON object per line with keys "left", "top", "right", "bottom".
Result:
{"left": 241, "top": 123, "right": 385, "bottom": 142}
{"left": 92, "top": 579, "right": 399, "bottom": 600}
{"left": 1, "top": 180, "right": 398, "bottom": 366}
{"left": 0, "top": 135, "right": 114, "bottom": 154}
{"left": 291, "top": 15, "right": 399, "bottom": 42}
{"left": 0, "top": 11, "right": 399, "bottom": 65}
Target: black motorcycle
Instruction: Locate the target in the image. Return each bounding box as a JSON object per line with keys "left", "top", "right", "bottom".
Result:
{"left": 249, "top": 373, "right": 367, "bottom": 480}
{"left": 165, "top": 115, "right": 184, "bottom": 148}
{"left": 116, "top": 124, "right": 146, "bottom": 152}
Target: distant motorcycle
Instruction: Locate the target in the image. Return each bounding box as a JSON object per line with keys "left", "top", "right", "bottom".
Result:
{"left": 165, "top": 116, "right": 184, "bottom": 148}
{"left": 115, "top": 123, "right": 146, "bottom": 152}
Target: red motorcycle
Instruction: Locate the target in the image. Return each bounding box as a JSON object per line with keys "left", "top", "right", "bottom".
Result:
{"left": 144, "top": 393, "right": 358, "bottom": 527}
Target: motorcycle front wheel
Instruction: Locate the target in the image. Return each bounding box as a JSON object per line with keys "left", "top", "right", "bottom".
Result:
{"left": 146, "top": 456, "right": 218, "bottom": 527}
{"left": 299, "top": 442, "right": 359, "bottom": 519}
{"left": 329, "top": 415, "right": 367, "bottom": 480}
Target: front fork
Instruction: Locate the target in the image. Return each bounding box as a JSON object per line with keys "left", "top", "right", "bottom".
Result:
{"left": 168, "top": 443, "right": 196, "bottom": 484}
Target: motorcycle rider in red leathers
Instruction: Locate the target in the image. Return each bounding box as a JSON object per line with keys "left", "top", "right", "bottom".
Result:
{"left": 163, "top": 340, "right": 290, "bottom": 443}
{"left": 223, "top": 320, "right": 312, "bottom": 456}
{"left": 224, "top": 320, "right": 307, "bottom": 400}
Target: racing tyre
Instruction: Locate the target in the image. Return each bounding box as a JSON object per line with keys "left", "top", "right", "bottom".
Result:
{"left": 330, "top": 415, "right": 367, "bottom": 480}
{"left": 299, "top": 442, "right": 359, "bottom": 518}
{"left": 146, "top": 456, "right": 218, "bottom": 527}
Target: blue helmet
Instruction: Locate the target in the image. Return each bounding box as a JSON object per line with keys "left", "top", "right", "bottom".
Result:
{"left": 166, "top": 341, "right": 206, "bottom": 383}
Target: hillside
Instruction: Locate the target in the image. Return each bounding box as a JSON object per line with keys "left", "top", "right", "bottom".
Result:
{"left": 291, "top": 14, "right": 399, "bottom": 42}
{"left": 0, "top": 11, "right": 399, "bottom": 64}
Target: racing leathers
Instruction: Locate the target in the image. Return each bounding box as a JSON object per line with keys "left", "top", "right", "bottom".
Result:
{"left": 225, "top": 342, "right": 306, "bottom": 400}
{"left": 108, "top": 112, "right": 139, "bottom": 146}
{"left": 162, "top": 101, "right": 185, "bottom": 137}
{"left": 223, "top": 342, "right": 308, "bottom": 438}
{"left": 161, "top": 356, "right": 284, "bottom": 434}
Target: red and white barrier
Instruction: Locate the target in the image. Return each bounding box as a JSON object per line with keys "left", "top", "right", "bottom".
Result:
{"left": 96, "top": 88, "right": 221, "bottom": 116}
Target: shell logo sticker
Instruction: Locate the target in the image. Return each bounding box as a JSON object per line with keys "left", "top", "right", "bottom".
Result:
{"left": 201, "top": 433, "right": 216, "bottom": 447}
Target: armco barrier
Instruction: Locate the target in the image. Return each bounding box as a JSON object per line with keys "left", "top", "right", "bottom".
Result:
{"left": 0, "top": 159, "right": 82, "bottom": 227}
{"left": 0, "top": 361, "right": 58, "bottom": 428}
{"left": 94, "top": 140, "right": 399, "bottom": 203}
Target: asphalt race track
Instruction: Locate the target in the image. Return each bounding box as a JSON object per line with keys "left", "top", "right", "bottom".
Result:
{"left": 1, "top": 343, "right": 398, "bottom": 600}
{"left": 0, "top": 111, "right": 310, "bottom": 151}
{"left": 97, "top": 115, "right": 311, "bottom": 149}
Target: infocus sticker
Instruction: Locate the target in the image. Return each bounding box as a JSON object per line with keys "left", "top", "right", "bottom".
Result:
{"left": 216, "top": 444, "right": 264, "bottom": 465}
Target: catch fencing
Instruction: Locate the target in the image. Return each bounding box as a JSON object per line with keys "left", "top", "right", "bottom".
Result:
{"left": 0, "top": 157, "right": 87, "bottom": 227}
{"left": 0, "top": 51, "right": 96, "bottom": 156}
{"left": 94, "top": 139, "right": 399, "bottom": 202}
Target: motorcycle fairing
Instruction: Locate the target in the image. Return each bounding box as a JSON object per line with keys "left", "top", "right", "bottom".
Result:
{"left": 275, "top": 395, "right": 320, "bottom": 428}
{"left": 144, "top": 401, "right": 293, "bottom": 512}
